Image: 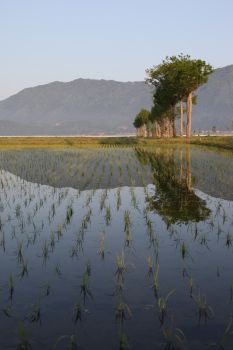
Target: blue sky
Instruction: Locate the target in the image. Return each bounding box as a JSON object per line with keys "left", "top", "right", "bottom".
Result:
{"left": 1, "top": 0, "right": 233, "bottom": 100}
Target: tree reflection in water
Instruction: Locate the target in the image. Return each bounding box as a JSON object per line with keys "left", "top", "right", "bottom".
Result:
{"left": 135, "top": 146, "right": 210, "bottom": 225}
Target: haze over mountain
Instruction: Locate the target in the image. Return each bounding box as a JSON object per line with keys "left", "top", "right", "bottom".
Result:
{"left": 0, "top": 65, "right": 232, "bottom": 135}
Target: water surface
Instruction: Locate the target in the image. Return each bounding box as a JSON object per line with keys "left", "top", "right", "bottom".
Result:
{"left": 0, "top": 146, "right": 233, "bottom": 349}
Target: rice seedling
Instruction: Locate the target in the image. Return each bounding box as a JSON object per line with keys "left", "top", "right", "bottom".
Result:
{"left": 8, "top": 275, "right": 14, "bottom": 301}
{"left": 192, "top": 291, "right": 214, "bottom": 323}
{"left": 123, "top": 211, "right": 131, "bottom": 232}
{"left": 66, "top": 205, "right": 73, "bottom": 225}
{"left": 119, "top": 332, "right": 130, "bottom": 350}
{"left": 53, "top": 334, "right": 77, "bottom": 350}
{"left": 15, "top": 241, "right": 24, "bottom": 263}
{"left": 17, "top": 320, "right": 32, "bottom": 350}
{"left": 98, "top": 232, "right": 105, "bottom": 259}
{"left": 116, "top": 188, "right": 122, "bottom": 211}
{"left": 41, "top": 282, "right": 51, "bottom": 297}
{"left": 161, "top": 326, "right": 185, "bottom": 350}
{"left": 152, "top": 264, "right": 159, "bottom": 297}
{"left": 50, "top": 231, "right": 55, "bottom": 249}
{"left": 115, "top": 298, "right": 132, "bottom": 324}
{"left": 85, "top": 262, "right": 91, "bottom": 277}
{"left": 2, "top": 306, "right": 13, "bottom": 318}
{"left": 54, "top": 263, "right": 62, "bottom": 277}
{"left": 157, "top": 290, "right": 176, "bottom": 325}
{"left": 28, "top": 303, "right": 41, "bottom": 324}
{"left": 188, "top": 276, "right": 194, "bottom": 296}
{"left": 105, "top": 206, "right": 111, "bottom": 225}
{"left": 80, "top": 272, "right": 92, "bottom": 302}
{"left": 209, "top": 316, "right": 233, "bottom": 349}
{"left": 41, "top": 240, "right": 50, "bottom": 262}
{"left": 124, "top": 227, "right": 133, "bottom": 247}
{"left": 116, "top": 252, "right": 126, "bottom": 280}
{"left": 72, "top": 301, "right": 83, "bottom": 323}
{"left": 181, "top": 242, "right": 188, "bottom": 260}
{"left": 225, "top": 232, "right": 233, "bottom": 247}
{"left": 15, "top": 204, "right": 21, "bottom": 218}
{"left": 57, "top": 224, "right": 63, "bottom": 240}
{"left": 18, "top": 260, "right": 29, "bottom": 279}
{"left": 147, "top": 256, "right": 153, "bottom": 276}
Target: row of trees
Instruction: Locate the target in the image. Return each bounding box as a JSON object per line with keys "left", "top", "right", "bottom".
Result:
{"left": 133, "top": 54, "right": 213, "bottom": 138}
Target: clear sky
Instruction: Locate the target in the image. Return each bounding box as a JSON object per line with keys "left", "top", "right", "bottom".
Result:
{"left": 1, "top": 0, "right": 233, "bottom": 100}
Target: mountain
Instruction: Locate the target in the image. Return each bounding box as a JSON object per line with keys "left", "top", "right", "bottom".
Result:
{"left": 0, "top": 65, "right": 232, "bottom": 135}
{"left": 192, "top": 64, "right": 233, "bottom": 131}
{"left": 0, "top": 79, "right": 153, "bottom": 135}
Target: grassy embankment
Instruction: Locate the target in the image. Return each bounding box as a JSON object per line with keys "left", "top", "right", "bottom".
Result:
{"left": 0, "top": 135, "right": 232, "bottom": 151}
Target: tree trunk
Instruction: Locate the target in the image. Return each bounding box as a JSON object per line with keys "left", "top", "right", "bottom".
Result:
{"left": 180, "top": 99, "right": 183, "bottom": 136}
{"left": 185, "top": 145, "right": 192, "bottom": 191}
{"left": 186, "top": 92, "right": 192, "bottom": 138}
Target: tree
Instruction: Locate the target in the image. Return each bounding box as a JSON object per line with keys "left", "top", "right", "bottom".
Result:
{"left": 146, "top": 54, "right": 213, "bottom": 138}
{"left": 133, "top": 109, "right": 150, "bottom": 137}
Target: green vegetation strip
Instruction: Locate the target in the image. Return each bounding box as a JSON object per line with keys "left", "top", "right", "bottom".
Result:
{"left": 0, "top": 136, "right": 233, "bottom": 151}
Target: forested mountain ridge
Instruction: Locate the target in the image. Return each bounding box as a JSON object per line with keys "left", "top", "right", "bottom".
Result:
{"left": 0, "top": 65, "right": 232, "bottom": 135}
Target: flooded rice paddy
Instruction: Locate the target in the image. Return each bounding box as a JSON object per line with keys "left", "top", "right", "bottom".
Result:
{"left": 0, "top": 146, "right": 233, "bottom": 349}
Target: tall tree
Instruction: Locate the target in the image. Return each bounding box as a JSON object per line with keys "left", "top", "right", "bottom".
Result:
{"left": 146, "top": 54, "right": 213, "bottom": 138}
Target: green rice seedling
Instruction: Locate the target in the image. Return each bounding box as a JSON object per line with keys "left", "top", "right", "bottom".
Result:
{"left": 147, "top": 256, "right": 153, "bottom": 276}
{"left": 100, "top": 189, "right": 108, "bottom": 211}
{"left": 67, "top": 335, "right": 77, "bottom": 350}
{"left": 157, "top": 290, "right": 176, "bottom": 325}
{"left": 181, "top": 242, "right": 188, "bottom": 260}
{"left": 72, "top": 301, "right": 83, "bottom": 323}
{"left": 188, "top": 277, "right": 194, "bottom": 296}
{"left": 162, "top": 326, "right": 185, "bottom": 350}
{"left": 115, "top": 299, "right": 132, "bottom": 324}
{"left": 8, "top": 275, "right": 14, "bottom": 301}
{"left": 217, "top": 223, "right": 223, "bottom": 239}
{"left": 98, "top": 232, "right": 105, "bottom": 259}
{"left": 28, "top": 303, "right": 41, "bottom": 324}
{"left": 17, "top": 320, "right": 32, "bottom": 350}
{"left": 152, "top": 265, "right": 159, "bottom": 297}
{"left": 119, "top": 332, "right": 130, "bottom": 350}
{"left": 50, "top": 231, "right": 55, "bottom": 250}
{"left": 225, "top": 232, "right": 233, "bottom": 247}
{"left": 130, "top": 188, "right": 138, "bottom": 209}
{"left": 124, "top": 226, "right": 133, "bottom": 247}
{"left": 116, "top": 252, "right": 126, "bottom": 280}
{"left": 18, "top": 260, "right": 28, "bottom": 280}
{"left": 15, "top": 204, "right": 21, "bottom": 219}
{"left": 192, "top": 291, "right": 214, "bottom": 323}
{"left": 124, "top": 211, "right": 131, "bottom": 232}
{"left": 57, "top": 224, "right": 63, "bottom": 240}
{"left": 66, "top": 205, "right": 73, "bottom": 225}
{"left": 222, "top": 208, "right": 227, "bottom": 225}
{"left": 16, "top": 241, "right": 24, "bottom": 263}
{"left": 115, "top": 275, "right": 124, "bottom": 295}
{"left": 116, "top": 188, "right": 122, "bottom": 211}
{"left": 80, "top": 274, "right": 92, "bottom": 302}
{"left": 0, "top": 231, "right": 5, "bottom": 252}
{"left": 41, "top": 282, "right": 51, "bottom": 297}
{"left": 2, "top": 306, "right": 12, "bottom": 318}
{"left": 210, "top": 316, "right": 233, "bottom": 349}
{"left": 41, "top": 240, "right": 49, "bottom": 262}
{"left": 105, "top": 206, "right": 111, "bottom": 225}
{"left": 85, "top": 262, "right": 91, "bottom": 277}
{"left": 54, "top": 264, "right": 62, "bottom": 277}
{"left": 53, "top": 335, "right": 77, "bottom": 350}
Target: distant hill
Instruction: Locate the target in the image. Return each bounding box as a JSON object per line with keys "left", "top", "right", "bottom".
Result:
{"left": 0, "top": 65, "right": 232, "bottom": 135}
{"left": 192, "top": 65, "right": 233, "bottom": 131}
{"left": 0, "top": 79, "right": 153, "bottom": 135}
